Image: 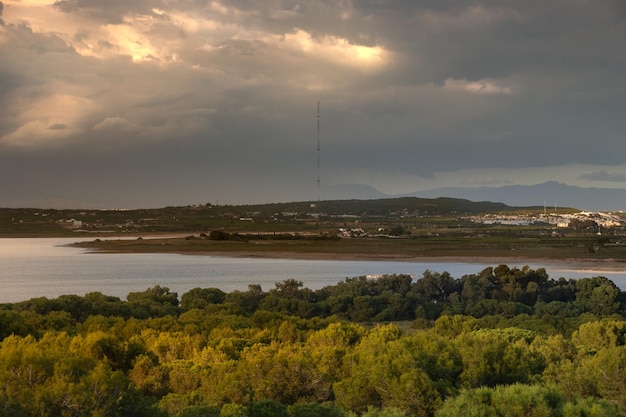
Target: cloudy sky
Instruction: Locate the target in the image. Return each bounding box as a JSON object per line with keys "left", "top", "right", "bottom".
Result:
{"left": 1, "top": 0, "right": 626, "bottom": 208}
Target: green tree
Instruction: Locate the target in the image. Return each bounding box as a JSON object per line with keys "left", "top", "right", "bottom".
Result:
{"left": 436, "top": 384, "right": 624, "bottom": 417}
{"left": 579, "top": 345, "right": 626, "bottom": 413}
{"left": 288, "top": 403, "right": 344, "bottom": 417}
{"left": 306, "top": 322, "right": 364, "bottom": 381}
{"left": 240, "top": 342, "right": 330, "bottom": 404}
{"left": 434, "top": 315, "right": 480, "bottom": 338}
{"left": 0, "top": 310, "right": 32, "bottom": 339}
{"left": 181, "top": 288, "right": 226, "bottom": 310}
{"left": 334, "top": 324, "right": 441, "bottom": 416}
{"left": 247, "top": 400, "right": 288, "bottom": 417}
{"left": 572, "top": 319, "right": 626, "bottom": 352}
{"left": 225, "top": 285, "right": 266, "bottom": 314}
{"left": 356, "top": 406, "right": 408, "bottom": 417}
{"left": 413, "top": 271, "right": 459, "bottom": 304}
{"left": 220, "top": 403, "right": 248, "bottom": 417}
{"left": 129, "top": 353, "right": 168, "bottom": 397}
{"left": 455, "top": 328, "right": 543, "bottom": 388}
{"left": 127, "top": 286, "right": 180, "bottom": 318}
{"left": 575, "top": 277, "right": 621, "bottom": 315}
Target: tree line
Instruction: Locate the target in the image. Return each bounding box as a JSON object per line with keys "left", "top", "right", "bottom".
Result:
{"left": 1, "top": 265, "right": 626, "bottom": 416}
{"left": 5, "top": 265, "right": 622, "bottom": 334}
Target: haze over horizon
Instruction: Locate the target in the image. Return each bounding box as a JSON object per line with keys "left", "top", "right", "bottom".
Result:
{"left": 1, "top": 1, "right": 626, "bottom": 209}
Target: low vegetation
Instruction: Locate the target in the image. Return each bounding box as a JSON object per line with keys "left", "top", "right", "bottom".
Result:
{"left": 4, "top": 197, "right": 625, "bottom": 261}
{"left": 2, "top": 266, "right": 626, "bottom": 416}
{"left": 0, "top": 197, "right": 575, "bottom": 236}
{"left": 75, "top": 230, "right": 626, "bottom": 261}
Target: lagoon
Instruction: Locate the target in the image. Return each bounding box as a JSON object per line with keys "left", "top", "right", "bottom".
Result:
{"left": 1, "top": 237, "right": 626, "bottom": 303}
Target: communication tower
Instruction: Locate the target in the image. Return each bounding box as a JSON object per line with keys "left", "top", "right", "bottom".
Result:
{"left": 317, "top": 101, "right": 320, "bottom": 203}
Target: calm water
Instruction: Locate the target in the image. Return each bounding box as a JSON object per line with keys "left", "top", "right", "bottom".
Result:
{"left": 1, "top": 237, "right": 626, "bottom": 303}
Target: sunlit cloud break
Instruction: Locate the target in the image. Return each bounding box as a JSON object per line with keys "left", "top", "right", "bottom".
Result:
{"left": 275, "top": 29, "right": 389, "bottom": 70}
{"left": 1, "top": 0, "right": 626, "bottom": 208}
{"left": 443, "top": 78, "right": 513, "bottom": 95}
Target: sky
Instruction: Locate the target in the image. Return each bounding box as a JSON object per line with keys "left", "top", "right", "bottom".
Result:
{"left": 1, "top": 0, "right": 626, "bottom": 209}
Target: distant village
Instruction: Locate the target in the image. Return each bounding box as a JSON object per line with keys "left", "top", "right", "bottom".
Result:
{"left": 55, "top": 209, "right": 624, "bottom": 235}
{"left": 336, "top": 210, "right": 625, "bottom": 239}
{"left": 9, "top": 204, "right": 624, "bottom": 238}
{"left": 467, "top": 211, "right": 623, "bottom": 230}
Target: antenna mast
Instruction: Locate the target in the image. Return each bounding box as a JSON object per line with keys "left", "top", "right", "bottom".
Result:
{"left": 317, "top": 101, "right": 320, "bottom": 203}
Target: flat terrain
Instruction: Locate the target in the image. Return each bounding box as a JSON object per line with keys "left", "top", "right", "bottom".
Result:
{"left": 72, "top": 233, "right": 626, "bottom": 272}
{"left": 4, "top": 197, "right": 626, "bottom": 269}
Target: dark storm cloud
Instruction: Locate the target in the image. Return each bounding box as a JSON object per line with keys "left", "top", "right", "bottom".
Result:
{"left": 358, "top": 1, "right": 626, "bottom": 89}
{"left": 2, "top": 0, "right": 626, "bottom": 207}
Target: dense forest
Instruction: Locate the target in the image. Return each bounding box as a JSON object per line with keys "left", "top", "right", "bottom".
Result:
{"left": 2, "top": 265, "right": 626, "bottom": 416}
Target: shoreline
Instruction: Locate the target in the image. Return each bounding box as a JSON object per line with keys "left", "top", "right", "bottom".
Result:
{"left": 64, "top": 233, "right": 626, "bottom": 273}
{"left": 100, "top": 247, "right": 626, "bottom": 273}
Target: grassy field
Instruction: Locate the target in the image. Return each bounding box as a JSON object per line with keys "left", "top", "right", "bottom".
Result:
{"left": 72, "top": 232, "right": 626, "bottom": 263}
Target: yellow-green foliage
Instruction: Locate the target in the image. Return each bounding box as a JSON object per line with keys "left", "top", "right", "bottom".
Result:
{"left": 2, "top": 269, "right": 626, "bottom": 416}
{"left": 1, "top": 318, "right": 626, "bottom": 416}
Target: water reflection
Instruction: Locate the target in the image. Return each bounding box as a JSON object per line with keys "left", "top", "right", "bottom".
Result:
{"left": 1, "top": 238, "right": 625, "bottom": 303}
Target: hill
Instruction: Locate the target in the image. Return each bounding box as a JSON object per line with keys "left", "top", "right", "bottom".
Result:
{"left": 323, "top": 181, "right": 626, "bottom": 212}
{"left": 410, "top": 181, "right": 626, "bottom": 212}
{"left": 236, "top": 196, "right": 533, "bottom": 216}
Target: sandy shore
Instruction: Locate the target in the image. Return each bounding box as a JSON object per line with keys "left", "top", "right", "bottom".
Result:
{"left": 72, "top": 233, "right": 626, "bottom": 273}
{"left": 167, "top": 249, "right": 626, "bottom": 273}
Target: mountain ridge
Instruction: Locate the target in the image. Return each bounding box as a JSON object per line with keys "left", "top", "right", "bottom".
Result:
{"left": 324, "top": 181, "right": 626, "bottom": 212}
{"left": 410, "top": 181, "right": 626, "bottom": 212}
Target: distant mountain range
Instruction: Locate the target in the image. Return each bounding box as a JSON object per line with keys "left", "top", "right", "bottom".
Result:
{"left": 324, "top": 181, "right": 626, "bottom": 212}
